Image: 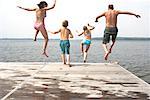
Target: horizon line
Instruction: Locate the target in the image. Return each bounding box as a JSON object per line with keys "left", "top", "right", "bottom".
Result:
{"left": 0, "top": 37, "right": 150, "bottom": 40}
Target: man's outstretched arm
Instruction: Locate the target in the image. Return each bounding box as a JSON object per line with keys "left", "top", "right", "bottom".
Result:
{"left": 95, "top": 12, "right": 105, "bottom": 22}
{"left": 117, "top": 11, "right": 141, "bottom": 18}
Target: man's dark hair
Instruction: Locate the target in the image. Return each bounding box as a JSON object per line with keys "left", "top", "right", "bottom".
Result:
{"left": 37, "top": 1, "right": 48, "bottom": 9}
{"left": 62, "top": 20, "right": 68, "bottom": 27}
{"left": 108, "top": 4, "right": 114, "bottom": 10}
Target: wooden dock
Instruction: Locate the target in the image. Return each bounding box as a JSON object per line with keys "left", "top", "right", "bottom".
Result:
{"left": 0, "top": 62, "right": 150, "bottom": 100}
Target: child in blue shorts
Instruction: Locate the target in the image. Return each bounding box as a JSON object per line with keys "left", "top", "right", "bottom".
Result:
{"left": 51, "top": 20, "right": 73, "bottom": 67}
{"left": 77, "top": 24, "right": 95, "bottom": 63}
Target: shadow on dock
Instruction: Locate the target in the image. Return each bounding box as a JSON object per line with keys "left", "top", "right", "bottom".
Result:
{"left": 0, "top": 79, "right": 149, "bottom": 100}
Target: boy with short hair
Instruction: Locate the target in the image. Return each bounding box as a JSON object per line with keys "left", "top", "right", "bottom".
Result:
{"left": 51, "top": 20, "right": 73, "bottom": 67}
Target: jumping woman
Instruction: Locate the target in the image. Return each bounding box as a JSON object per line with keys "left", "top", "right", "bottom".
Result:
{"left": 17, "top": 0, "right": 56, "bottom": 57}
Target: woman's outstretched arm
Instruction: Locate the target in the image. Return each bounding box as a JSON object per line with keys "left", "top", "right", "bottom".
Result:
{"left": 45, "top": 0, "right": 56, "bottom": 10}
{"left": 17, "top": 6, "right": 36, "bottom": 11}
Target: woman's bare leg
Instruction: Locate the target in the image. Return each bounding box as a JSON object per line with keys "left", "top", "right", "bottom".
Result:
{"left": 40, "top": 27, "right": 49, "bottom": 57}
{"left": 34, "top": 30, "right": 39, "bottom": 41}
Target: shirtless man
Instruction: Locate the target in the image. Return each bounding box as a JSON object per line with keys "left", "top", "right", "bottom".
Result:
{"left": 77, "top": 24, "right": 95, "bottom": 63}
{"left": 51, "top": 20, "right": 73, "bottom": 67}
{"left": 17, "top": 0, "right": 56, "bottom": 57}
{"left": 95, "top": 4, "right": 141, "bottom": 60}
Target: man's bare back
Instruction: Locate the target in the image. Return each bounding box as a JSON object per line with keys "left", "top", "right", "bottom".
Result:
{"left": 105, "top": 10, "right": 118, "bottom": 27}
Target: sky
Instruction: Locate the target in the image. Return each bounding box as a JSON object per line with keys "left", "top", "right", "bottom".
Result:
{"left": 0, "top": 0, "right": 149, "bottom": 39}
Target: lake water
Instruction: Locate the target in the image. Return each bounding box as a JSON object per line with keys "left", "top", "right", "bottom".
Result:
{"left": 0, "top": 39, "right": 149, "bottom": 83}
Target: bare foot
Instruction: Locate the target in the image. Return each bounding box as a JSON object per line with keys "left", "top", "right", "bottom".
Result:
{"left": 104, "top": 52, "right": 110, "bottom": 60}
{"left": 42, "top": 52, "right": 49, "bottom": 57}
{"left": 68, "top": 64, "right": 72, "bottom": 67}
{"left": 34, "top": 38, "right": 37, "bottom": 41}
